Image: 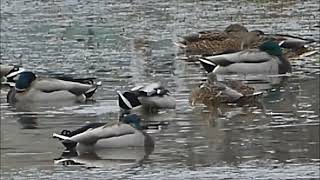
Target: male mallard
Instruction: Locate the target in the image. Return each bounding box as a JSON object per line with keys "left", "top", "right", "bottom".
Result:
{"left": 176, "top": 24, "right": 317, "bottom": 59}
{"left": 117, "top": 82, "right": 176, "bottom": 112}
{"left": 198, "top": 41, "right": 292, "bottom": 75}
{"left": 190, "top": 73, "right": 263, "bottom": 107}
{"left": 53, "top": 114, "right": 154, "bottom": 153}
{"left": 0, "top": 64, "right": 25, "bottom": 86}
{"left": 7, "top": 71, "right": 101, "bottom": 104}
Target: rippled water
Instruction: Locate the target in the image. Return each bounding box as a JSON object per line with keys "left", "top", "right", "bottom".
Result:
{"left": 1, "top": 0, "right": 319, "bottom": 179}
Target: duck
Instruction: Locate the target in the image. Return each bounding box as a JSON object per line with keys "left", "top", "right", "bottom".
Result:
{"left": 7, "top": 71, "right": 101, "bottom": 104}
{"left": 117, "top": 82, "right": 176, "bottom": 112}
{"left": 0, "top": 64, "right": 26, "bottom": 86}
{"left": 52, "top": 114, "right": 155, "bottom": 154}
{"left": 198, "top": 40, "right": 292, "bottom": 75}
{"left": 176, "top": 24, "right": 317, "bottom": 59}
{"left": 175, "top": 24, "right": 261, "bottom": 56}
{"left": 190, "top": 73, "right": 263, "bottom": 107}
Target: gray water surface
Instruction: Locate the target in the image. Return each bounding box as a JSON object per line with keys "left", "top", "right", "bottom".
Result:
{"left": 1, "top": 0, "right": 319, "bottom": 179}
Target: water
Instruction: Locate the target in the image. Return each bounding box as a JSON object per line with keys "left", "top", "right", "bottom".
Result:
{"left": 1, "top": 0, "right": 319, "bottom": 179}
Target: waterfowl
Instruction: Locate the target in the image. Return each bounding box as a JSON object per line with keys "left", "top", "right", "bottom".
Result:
{"left": 117, "top": 82, "right": 176, "bottom": 112}
{"left": 175, "top": 24, "right": 261, "bottom": 55}
{"left": 0, "top": 64, "right": 25, "bottom": 86}
{"left": 198, "top": 41, "right": 292, "bottom": 75}
{"left": 190, "top": 73, "right": 263, "bottom": 107}
{"left": 7, "top": 71, "right": 101, "bottom": 104}
{"left": 53, "top": 114, "right": 154, "bottom": 154}
{"left": 176, "top": 24, "right": 317, "bottom": 59}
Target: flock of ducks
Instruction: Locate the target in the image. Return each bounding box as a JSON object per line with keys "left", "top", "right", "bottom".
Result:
{"left": 0, "top": 24, "right": 318, "bottom": 160}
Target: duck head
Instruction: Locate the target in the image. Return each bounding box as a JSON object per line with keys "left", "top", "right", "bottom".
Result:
{"left": 122, "top": 114, "right": 142, "bottom": 130}
{"left": 224, "top": 24, "right": 248, "bottom": 33}
{"left": 15, "top": 71, "right": 36, "bottom": 92}
{"left": 259, "top": 41, "right": 282, "bottom": 57}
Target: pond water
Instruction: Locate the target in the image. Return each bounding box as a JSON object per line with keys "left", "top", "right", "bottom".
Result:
{"left": 0, "top": 0, "right": 319, "bottom": 179}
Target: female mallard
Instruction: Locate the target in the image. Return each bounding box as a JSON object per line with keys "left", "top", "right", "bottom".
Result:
{"left": 175, "top": 24, "right": 261, "bottom": 55}
{"left": 176, "top": 24, "right": 317, "bottom": 59}
{"left": 7, "top": 71, "right": 101, "bottom": 104}
{"left": 53, "top": 114, "right": 154, "bottom": 153}
{"left": 117, "top": 82, "right": 176, "bottom": 112}
{"left": 198, "top": 41, "right": 292, "bottom": 75}
{"left": 0, "top": 64, "right": 25, "bottom": 86}
{"left": 190, "top": 73, "right": 263, "bottom": 106}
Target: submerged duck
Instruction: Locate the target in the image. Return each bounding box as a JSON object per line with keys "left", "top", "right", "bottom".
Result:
{"left": 117, "top": 82, "right": 176, "bottom": 112}
{"left": 53, "top": 114, "right": 154, "bottom": 154}
{"left": 198, "top": 41, "right": 292, "bottom": 75}
{"left": 0, "top": 64, "right": 25, "bottom": 86}
{"left": 176, "top": 24, "right": 317, "bottom": 59}
{"left": 7, "top": 71, "right": 101, "bottom": 104}
{"left": 190, "top": 73, "right": 263, "bottom": 106}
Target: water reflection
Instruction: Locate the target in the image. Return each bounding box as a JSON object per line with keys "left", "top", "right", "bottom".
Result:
{"left": 54, "top": 147, "right": 154, "bottom": 168}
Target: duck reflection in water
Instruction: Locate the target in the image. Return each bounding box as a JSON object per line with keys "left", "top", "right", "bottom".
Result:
{"left": 54, "top": 146, "right": 154, "bottom": 168}
{"left": 53, "top": 113, "right": 155, "bottom": 168}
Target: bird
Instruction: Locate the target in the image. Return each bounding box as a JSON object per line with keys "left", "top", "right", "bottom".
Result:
{"left": 117, "top": 82, "right": 176, "bottom": 112}
{"left": 6, "top": 71, "right": 101, "bottom": 104}
{"left": 175, "top": 24, "right": 261, "bottom": 56}
{"left": 198, "top": 41, "right": 292, "bottom": 75}
{"left": 190, "top": 73, "right": 263, "bottom": 107}
{"left": 0, "top": 64, "right": 26, "bottom": 86}
{"left": 52, "top": 114, "right": 155, "bottom": 154}
{"left": 175, "top": 24, "right": 317, "bottom": 59}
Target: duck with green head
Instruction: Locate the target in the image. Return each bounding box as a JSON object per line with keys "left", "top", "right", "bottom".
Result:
{"left": 7, "top": 71, "right": 101, "bottom": 104}
{"left": 53, "top": 114, "right": 154, "bottom": 154}
{"left": 198, "top": 41, "right": 292, "bottom": 75}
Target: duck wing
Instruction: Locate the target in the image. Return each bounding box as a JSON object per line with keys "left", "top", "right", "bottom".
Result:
{"left": 66, "top": 123, "right": 136, "bottom": 145}
{"left": 32, "top": 78, "right": 99, "bottom": 96}
{"left": 203, "top": 49, "right": 273, "bottom": 66}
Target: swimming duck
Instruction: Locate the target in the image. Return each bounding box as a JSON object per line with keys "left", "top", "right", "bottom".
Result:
{"left": 0, "top": 64, "right": 25, "bottom": 86}
{"left": 53, "top": 114, "right": 154, "bottom": 154}
{"left": 117, "top": 82, "right": 176, "bottom": 112}
{"left": 175, "top": 24, "right": 261, "bottom": 55}
{"left": 190, "top": 73, "right": 263, "bottom": 107}
{"left": 7, "top": 71, "right": 101, "bottom": 104}
{"left": 176, "top": 24, "right": 317, "bottom": 59}
{"left": 198, "top": 41, "right": 292, "bottom": 75}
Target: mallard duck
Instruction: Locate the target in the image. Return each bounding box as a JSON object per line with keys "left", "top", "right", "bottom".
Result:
{"left": 7, "top": 71, "right": 101, "bottom": 104}
{"left": 176, "top": 24, "right": 317, "bottom": 59}
{"left": 53, "top": 114, "right": 154, "bottom": 153}
{"left": 117, "top": 82, "right": 176, "bottom": 112}
{"left": 198, "top": 41, "right": 292, "bottom": 75}
{"left": 190, "top": 73, "right": 263, "bottom": 106}
{"left": 0, "top": 64, "right": 25, "bottom": 86}
{"left": 175, "top": 24, "right": 261, "bottom": 55}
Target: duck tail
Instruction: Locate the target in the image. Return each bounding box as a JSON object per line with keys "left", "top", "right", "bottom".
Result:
{"left": 84, "top": 81, "right": 102, "bottom": 98}
{"left": 53, "top": 133, "right": 77, "bottom": 150}
{"left": 199, "top": 58, "right": 217, "bottom": 73}
{"left": 173, "top": 41, "right": 187, "bottom": 48}
{"left": 237, "top": 91, "right": 264, "bottom": 104}
{"left": 117, "top": 91, "right": 142, "bottom": 110}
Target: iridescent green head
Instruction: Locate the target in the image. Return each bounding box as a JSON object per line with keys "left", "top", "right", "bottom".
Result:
{"left": 122, "top": 114, "right": 142, "bottom": 130}
{"left": 259, "top": 41, "right": 282, "bottom": 57}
